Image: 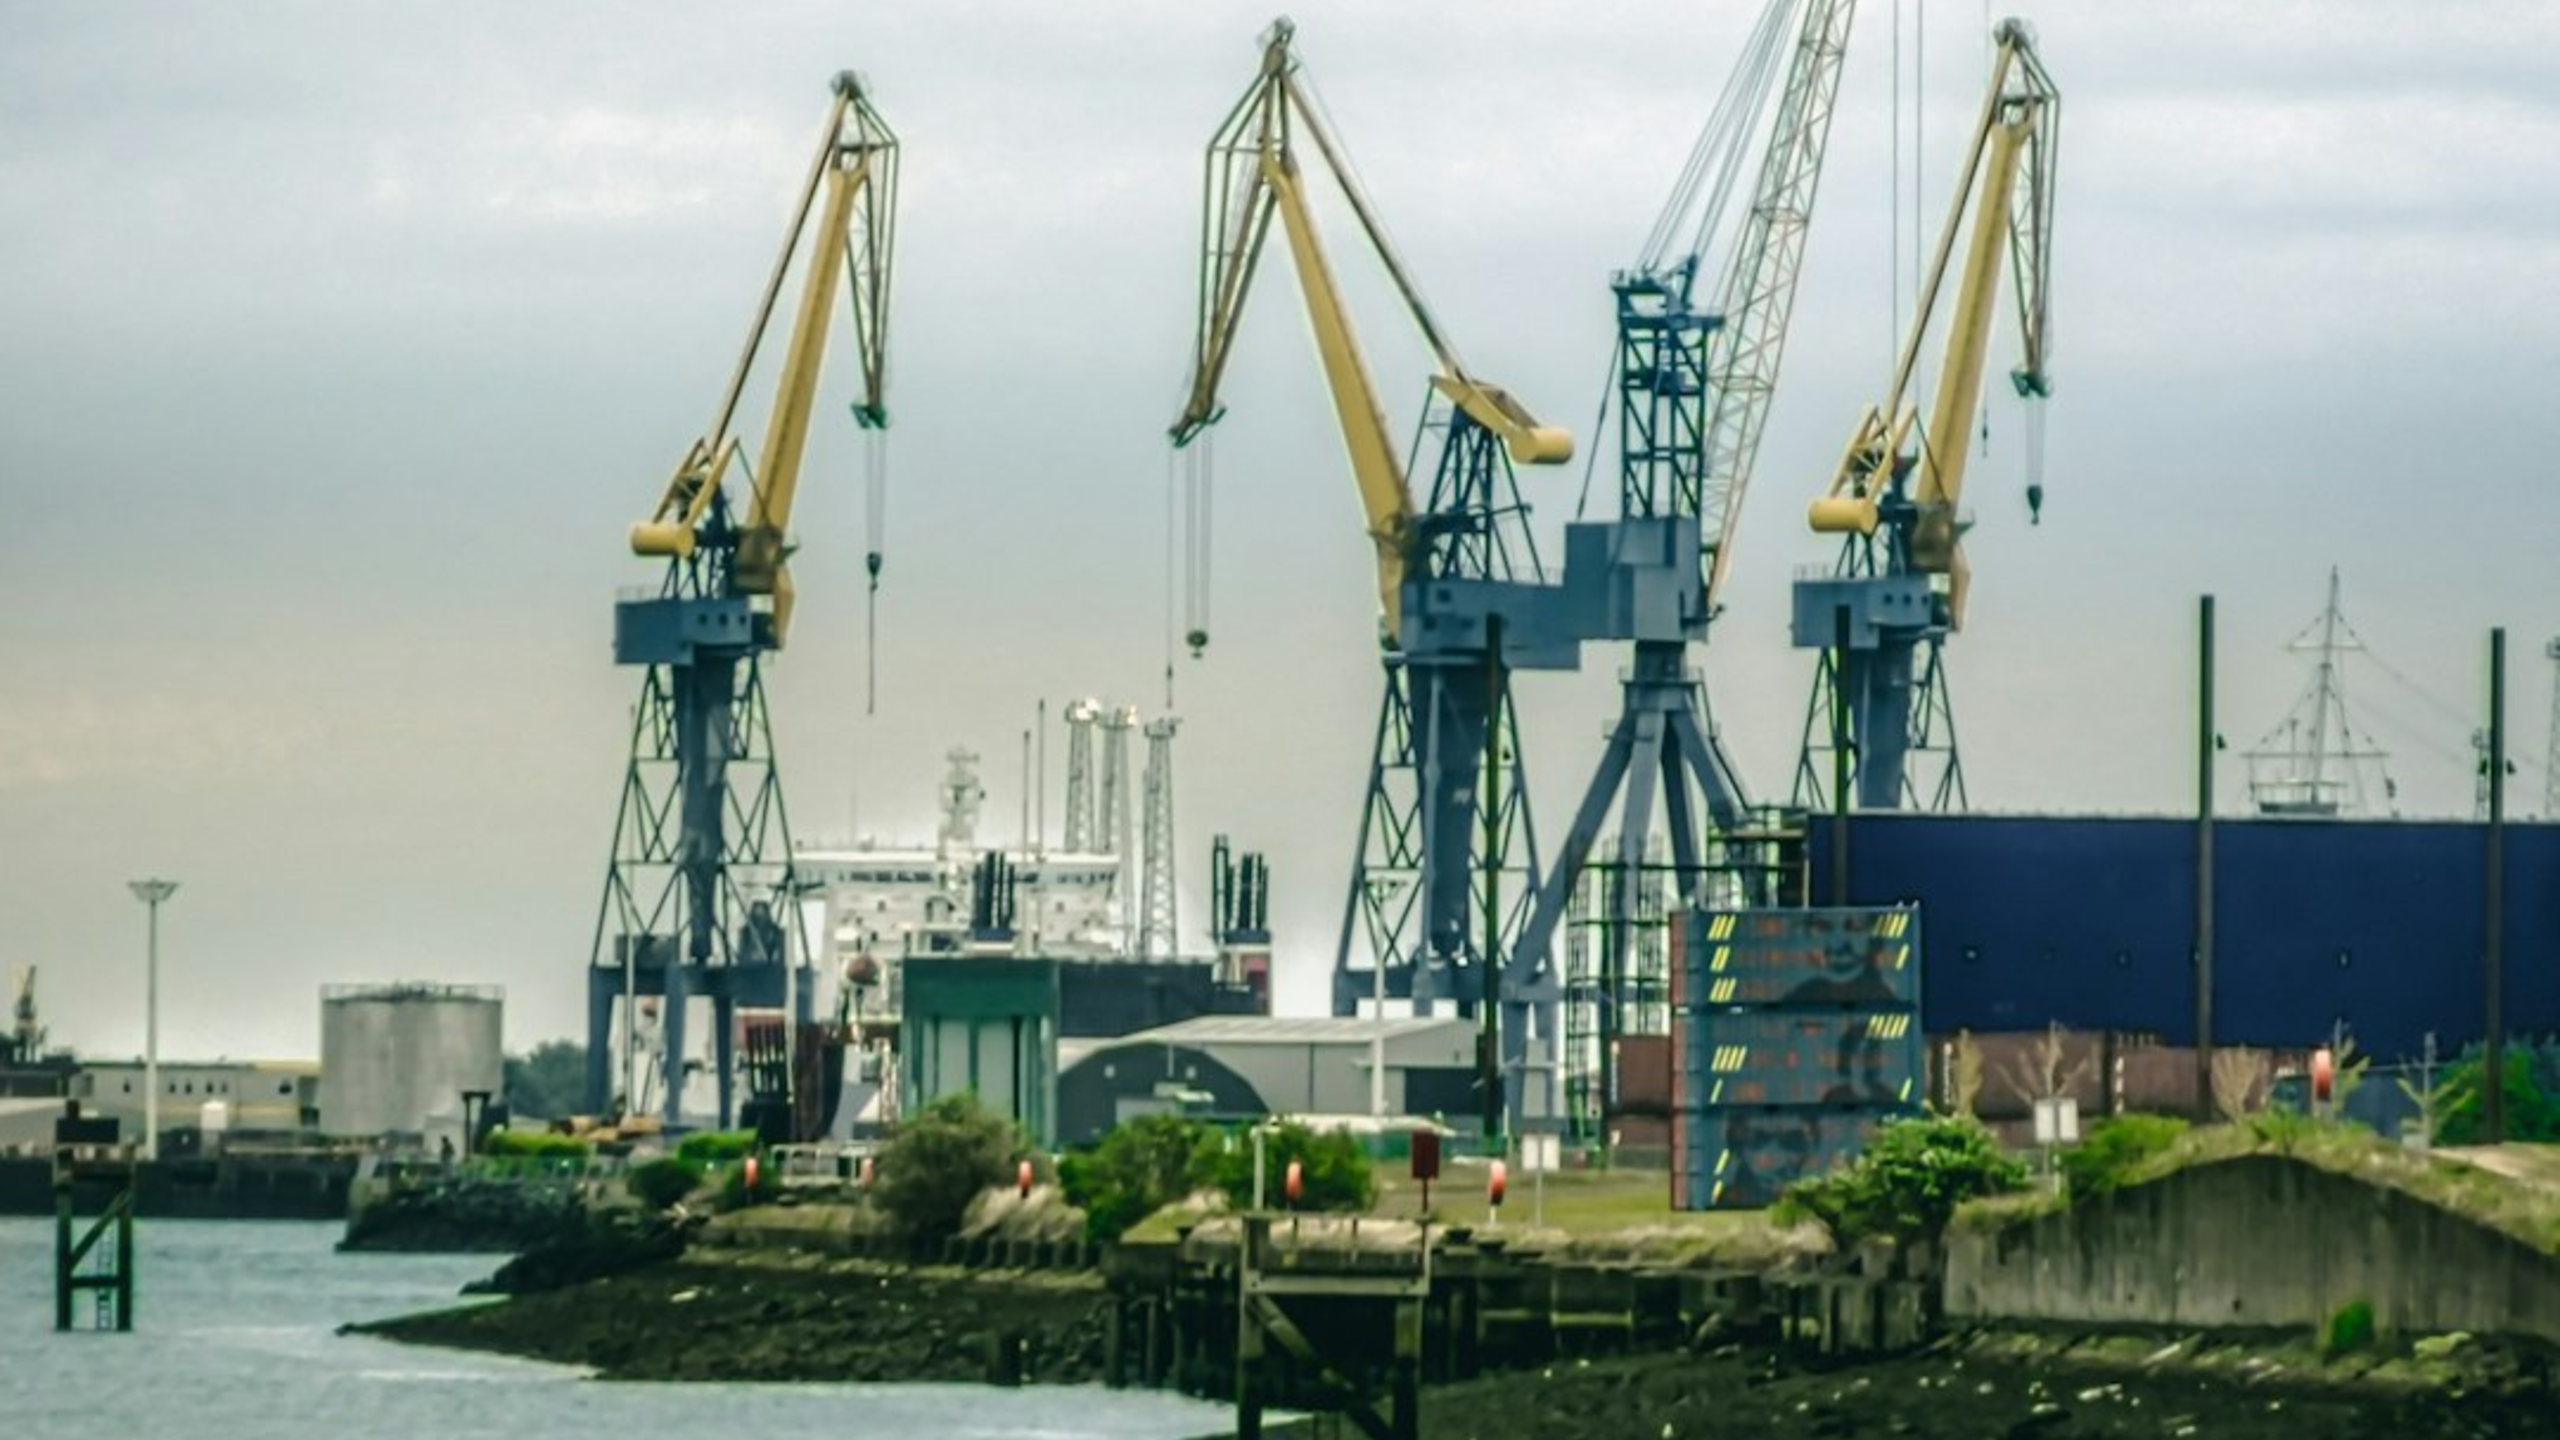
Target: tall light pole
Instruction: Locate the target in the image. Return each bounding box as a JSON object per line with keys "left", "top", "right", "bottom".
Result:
{"left": 127, "top": 880, "right": 178, "bottom": 1162}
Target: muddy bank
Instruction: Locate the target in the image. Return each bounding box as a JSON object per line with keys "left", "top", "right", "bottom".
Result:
{"left": 1274, "top": 1329, "right": 2555, "bottom": 1440}
{"left": 350, "top": 1251, "right": 1111, "bottom": 1384}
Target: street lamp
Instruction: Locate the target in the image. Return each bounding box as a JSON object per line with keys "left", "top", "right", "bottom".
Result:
{"left": 127, "top": 879, "right": 178, "bottom": 1162}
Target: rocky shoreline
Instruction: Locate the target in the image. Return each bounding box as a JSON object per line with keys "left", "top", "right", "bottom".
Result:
{"left": 353, "top": 1240, "right": 2557, "bottom": 1438}
{"left": 1317, "top": 1329, "right": 2556, "bottom": 1440}
{"left": 350, "top": 1249, "right": 1114, "bottom": 1385}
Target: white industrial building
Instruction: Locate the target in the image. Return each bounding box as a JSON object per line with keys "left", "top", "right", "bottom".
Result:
{"left": 69, "top": 1058, "right": 318, "bottom": 1141}
{"left": 1056, "top": 1015, "right": 1553, "bottom": 1146}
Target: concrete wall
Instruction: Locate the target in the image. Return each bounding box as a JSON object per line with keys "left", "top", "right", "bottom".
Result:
{"left": 1945, "top": 1154, "right": 2560, "bottom": 1344}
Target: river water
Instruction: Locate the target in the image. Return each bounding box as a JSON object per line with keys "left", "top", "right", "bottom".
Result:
{"left": 0, "top": 1218, "right": 1233, "bottom": 1440}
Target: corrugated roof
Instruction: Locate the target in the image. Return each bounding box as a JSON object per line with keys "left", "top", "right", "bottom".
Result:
{"left": 1113, "top": 1015, "right": 1463, "bottom": 1047}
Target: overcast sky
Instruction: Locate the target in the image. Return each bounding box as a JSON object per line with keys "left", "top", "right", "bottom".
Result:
{"left": 5, "top": 0, "right": 2556, "bottom": 1060}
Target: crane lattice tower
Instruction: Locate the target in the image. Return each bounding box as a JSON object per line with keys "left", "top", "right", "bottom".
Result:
{"left": 1139, "top": 716, "right": 1181, "bottom": 960}
{"left": 1099, "top": 705, "right": 1139, "bottom": 941}
{"left": 1061, "top": 698, "right": 1101, "bottom": 852}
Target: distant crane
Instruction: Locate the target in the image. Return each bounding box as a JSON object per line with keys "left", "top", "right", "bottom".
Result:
{"left": 1792, "top": 20, "right": 2057, "bottom": 811}
{"left": 6, "top": 964, "right": 38, "bottom": 1063}
{"left": 1168, "top": 20, "right": 1577, "bottom": 1032}
{"left": 586, "top": 73, "right": 898, "bottom": 1126}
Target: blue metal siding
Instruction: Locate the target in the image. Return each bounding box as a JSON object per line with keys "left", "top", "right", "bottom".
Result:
{"left": 1806, "top": 814, "right": 2560, "bottom": 1058}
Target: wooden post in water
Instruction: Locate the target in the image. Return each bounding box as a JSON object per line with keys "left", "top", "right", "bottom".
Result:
{"left": 52, "top": 1104, "right": 137, "bottom": 1332}
{"left": 1235, "top": 1213, "right": 1426, "bottom": 1440}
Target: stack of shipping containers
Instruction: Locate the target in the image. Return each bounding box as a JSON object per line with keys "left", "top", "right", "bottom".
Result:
{"left": 1670, "top": 906, "right": 1925, "bottom": 1209}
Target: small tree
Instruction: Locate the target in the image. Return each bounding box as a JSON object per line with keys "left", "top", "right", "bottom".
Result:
{"left": 1196, "top": 1121, "right": 1376, "bottom": 1211}
{"left": 2210, "top": 1048, "right": 2270, "bottom": 1123}
{"left": 2002, "top": 1022, "right": 2096, "bottom": 1115}
{"left": 1057, "top": 1113, "right": 1215, "bottom": 1241}
{"left": 1943, "top": 1030, "right": 1986, "bottom": 1119}
{"left": 1777, "top": 1115, "right": 2027, "bottom": 1247}
{"left": 874, "top": 1092, "right": 1024, "bottom": 1241}
{"left": 2326, "top": 1035, "right": 2371, "bottom": 1116}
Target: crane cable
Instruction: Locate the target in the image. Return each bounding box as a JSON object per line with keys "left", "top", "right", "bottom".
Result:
{"left": 1184, "top": 433, "right": 1215, "bottom": 659}
{"left": 1579, "top": 0, "right": 1792, "bottom": 523}
{"left": 863, "top": 428, "right": 886, "bottom": 714}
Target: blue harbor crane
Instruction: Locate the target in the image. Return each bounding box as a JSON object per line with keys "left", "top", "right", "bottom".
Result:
{"left": 586, "top": 73, "right": 898, "bottom": 1127}
{"left": 1505, "top": 0, "right": 1860, "bottom": 1129}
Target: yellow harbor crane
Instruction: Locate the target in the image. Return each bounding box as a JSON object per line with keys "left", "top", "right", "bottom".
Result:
{"left": 1794, "top": 19, "right": 2057, "bottom": 810}
{"left": 589, "top": 73, "right": 898, "bottom": 1128}
{"left": 1168, "top": 18, "right": 1580, "bottom": 1030}
{"left": 1170, "top": 18, "right": 1568, "bottom": 640}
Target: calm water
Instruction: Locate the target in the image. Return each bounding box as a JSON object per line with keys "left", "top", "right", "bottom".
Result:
{"left": 0, "top": 1218, "right": 1233, "bottom": 1440}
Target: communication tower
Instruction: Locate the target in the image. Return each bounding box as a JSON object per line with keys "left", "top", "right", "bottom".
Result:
{"left": 2245, "top": 568, "right": 2395, "bottom": 817}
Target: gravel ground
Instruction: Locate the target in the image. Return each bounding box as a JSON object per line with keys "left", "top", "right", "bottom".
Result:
{"left": 1355, "top": 1331, "right": 2555, "bottom": 1440}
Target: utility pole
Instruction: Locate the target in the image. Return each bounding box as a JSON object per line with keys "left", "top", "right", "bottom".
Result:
{"left": 126, "top": 880, "right": 178, "bottom": 1163}
{"left": 2542, "top": 637, "right": 2559, "bottom": 820}
{"left": 2484, "top": 629, "right": 2507, "bottom": 1143}
{"left": 2194, "top": 597, "right": 2216, "bottom": 1120}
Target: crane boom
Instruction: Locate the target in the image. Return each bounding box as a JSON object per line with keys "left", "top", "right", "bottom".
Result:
{"left": 628, "top": 72, "right": 898, "bottom": 647}
{"left": 1788, "top": 18, "right": 2058, "bottom": 813}
{"left": 1810, "top": 19, "right": 2056, "bottom": 628}
{"left": 1700, "top": 0, "right": 1859, "bottom": 611}
{"left": 1170, "top": 19, "right": 1568, "bottom": 638}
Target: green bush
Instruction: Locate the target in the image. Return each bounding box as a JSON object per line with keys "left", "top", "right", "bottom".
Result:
{"left": 675, "top": 1129, "right": 761, "bottom": 1165}
{"left": 2059, "top": 1114, "right": 2189, "bottom": 1200}
{"left": 1777, "top": 1115, "right": 2027, "bottom": 1246}
{"left": 628, "top": 1156, "right": 702, "bottom": 1210}
{"left": 875, "top": 1092, "right": 1024, "bottom": 1242}
{"left": 1195, "top": 1121, "right": 1375, "bottom": 1212}
{"left": 2436, "top": 1046, "right": 2560, "bottom": 1145}
{"left": 1058, "top": 1114, "right": 1217, "bottom": 1241}
{"left": 2325, "top": 1297, "right": 2375, "bottom": 1356}
{"left": 479, "top": 1130, "right": 592, "bottom": 1160}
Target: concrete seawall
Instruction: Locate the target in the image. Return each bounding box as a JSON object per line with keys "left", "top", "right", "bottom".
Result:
{"left": 1945, "top": 1154, "right": 2560, "bottom": 1344}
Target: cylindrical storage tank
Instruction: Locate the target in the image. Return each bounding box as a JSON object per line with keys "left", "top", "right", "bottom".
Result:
{"left": 319, "top": 983, "right": 504, "bottom": 1140}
